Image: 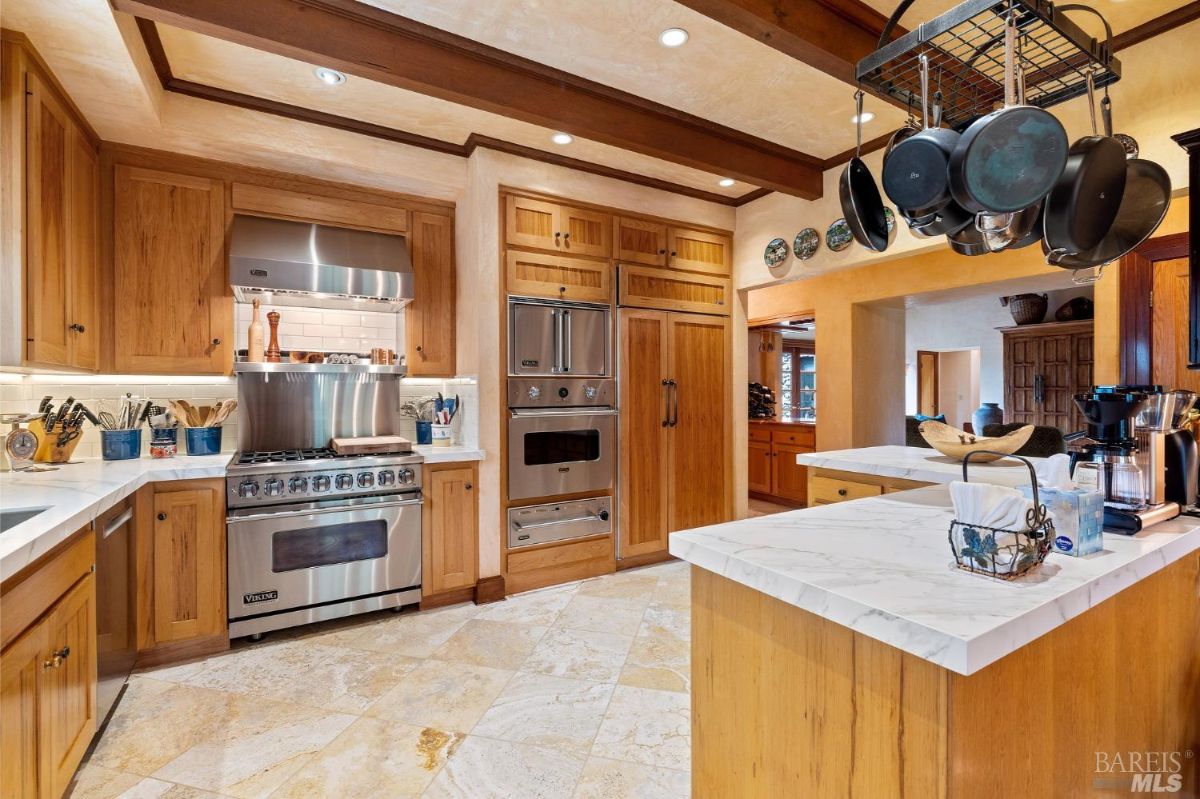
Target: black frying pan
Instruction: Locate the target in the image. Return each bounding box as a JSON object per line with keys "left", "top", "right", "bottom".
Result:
{"left": 1042, "top": 10, "right": 1126, "bottom": 255}
{"left": 947, "top": 14, "right": 1068, "bottom": 214}
{"left": 1044, "top": 158, "right": 1171, "bottom": 270}
{"left": 840, "top": 90, "right": 889, "bottom": 252}
{"left": 883, "top": 55, "right": 960, "bottom": 219}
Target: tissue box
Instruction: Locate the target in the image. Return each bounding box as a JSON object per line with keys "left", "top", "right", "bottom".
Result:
{"left": 1019, "top": 486, "right": 1104, "bottom": 557}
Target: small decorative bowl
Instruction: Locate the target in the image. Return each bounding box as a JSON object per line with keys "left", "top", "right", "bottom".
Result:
{"left": 918, "top": 421, "right": 1034, "bottom": 462}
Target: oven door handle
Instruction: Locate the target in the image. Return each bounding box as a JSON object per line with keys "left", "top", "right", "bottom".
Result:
{"left": 509, "top": 408, "right": 619, "bottom": 418}
{"left": 227, "top": 496, "right": 423, "bottom": 523}
{"left": 562, "top": 309, "right": 572, "bottom": 373}
{"left": 552, "top": 308, "right": 564, "bottom": 374}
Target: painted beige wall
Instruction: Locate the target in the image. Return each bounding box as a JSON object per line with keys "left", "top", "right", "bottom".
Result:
{"left": 460, "top": 148, "right": 736, "bottom": 578}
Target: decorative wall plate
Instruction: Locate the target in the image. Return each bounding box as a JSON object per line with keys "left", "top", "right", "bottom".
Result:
{"left": 764, "top": 237, "right": 789, "bottom": 267}
{"left": 793, "top": 228, "right": 820, "bottom": 260}
{"left": 884, "top": 207, "right": 896, "bottom": 233}
{"left": 826, "top": 219, "right": 853, "bottom": 252}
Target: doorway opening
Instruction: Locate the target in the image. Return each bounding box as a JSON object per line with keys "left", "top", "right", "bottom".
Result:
{"left": 915, "top": 348, "right": 981, "bottom": 430}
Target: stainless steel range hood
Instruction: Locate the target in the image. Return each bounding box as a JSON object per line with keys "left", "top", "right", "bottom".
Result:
{"left": 229, "top": 214, "right": 413, "bottom": 312}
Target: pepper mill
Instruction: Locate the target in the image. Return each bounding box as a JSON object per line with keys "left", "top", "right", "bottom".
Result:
{"left": 265, "top": 311, "right": 282, "bottom": 363}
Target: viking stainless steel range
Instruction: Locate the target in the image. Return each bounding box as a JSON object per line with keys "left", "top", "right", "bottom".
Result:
{"left": 227, "top": 361, "right": 422, "bottom": 639}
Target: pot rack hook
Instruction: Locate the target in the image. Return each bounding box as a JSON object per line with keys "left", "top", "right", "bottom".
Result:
{"left": 853, "top": 87, "right": 865, "bottom": 156}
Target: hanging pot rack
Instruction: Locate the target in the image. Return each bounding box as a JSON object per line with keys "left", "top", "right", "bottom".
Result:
{"left": 857, "top": 0, "right": 1121, "bottom": 131}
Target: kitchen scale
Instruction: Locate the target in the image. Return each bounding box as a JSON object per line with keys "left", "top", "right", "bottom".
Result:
{"left": 1, "top": 414, "right": 52, "bottom": 472}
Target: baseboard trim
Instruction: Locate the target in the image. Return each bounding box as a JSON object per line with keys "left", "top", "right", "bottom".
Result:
{"left": 616, "top": 550, "right": 675, "bottom": 570}
{"left": 473, "top": 575, "right": 506, "bottom": 604}
{"left": 135, "top": 632, "right": 229, "bottom": 669}
{"left": 419, "top": 585, "right": 476, "bottom": 610}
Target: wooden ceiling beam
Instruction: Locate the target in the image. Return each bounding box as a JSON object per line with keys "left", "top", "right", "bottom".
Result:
{"left": 673, "top": 0, "right": 901, "bottom": 85}
{"left": 111, "top": 0, "right": 824, "bottom": 199}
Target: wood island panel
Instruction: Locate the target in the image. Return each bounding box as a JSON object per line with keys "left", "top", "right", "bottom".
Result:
{"left": 691, "top": 553, "right": 1200, "bottom": 798}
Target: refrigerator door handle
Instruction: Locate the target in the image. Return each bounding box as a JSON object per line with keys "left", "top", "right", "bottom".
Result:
{"left": 669, "top": 379, "right": 679, "bottom": 427}
{"left": 661, "top": 379, "right": 671, "bottom": 427}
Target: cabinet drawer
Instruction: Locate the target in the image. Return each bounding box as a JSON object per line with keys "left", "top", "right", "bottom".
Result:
{"left": 748, "top": 428, "right": 771, "bottom": 443}
{"left": 506, "top": 250, "right": 612, "bottom": 304}
{"left": 809, "top": 476, "right": 882, "bottom": 505}
{"left": 771, "top": 427, "right": 815, "bottom": 447}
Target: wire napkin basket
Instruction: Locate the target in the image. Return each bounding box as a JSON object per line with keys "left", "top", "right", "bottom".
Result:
{"left": 948, "top": 451, "right": 1053, "bottom": 580}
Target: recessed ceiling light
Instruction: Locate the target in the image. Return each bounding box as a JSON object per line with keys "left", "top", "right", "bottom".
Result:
{"left": 718, "top": 178, "right": 736, "bottom": 187}
{"left": 314, "top": 67, "right": 346, "bottom": 85}
{"left": 659, "top": 28, "right": 689, "bottom": 47}
{"left": 851, "top": 111, "right": 875, "bottom": 124}
{"left": 551, "top": 132, "right": 573, "bottom": 145}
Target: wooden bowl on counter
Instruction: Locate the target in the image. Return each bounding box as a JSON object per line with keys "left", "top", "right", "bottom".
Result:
{"left": 918, "top": 421, "right": 1034, "bottom": 463}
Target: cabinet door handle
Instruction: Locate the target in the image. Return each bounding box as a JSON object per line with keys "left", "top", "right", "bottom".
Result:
{"left": 69, "top": 323, "right": 85, "bottom": 333}
{"left": 838, "top": 488, "right": 848, "bottom": 497}
{"left": 658, "top": 248, "right": 666, "bottom": 255}
{"left": 415, "top": 345, "right": 423, "bottom": 353}
{"left": 465, "top": 483, "right": 473, "bottom": 490}
{"left": 563, "top": 232, "right": 570, "bottom": 240}
{"left": 43, "top": 645, "right": 70, "bottom": 669}
{"left": 212, "top": 338, "right": 222, "bottom": 346}
{"left": 157, "top": 512, "right": 167, "bottom": 521}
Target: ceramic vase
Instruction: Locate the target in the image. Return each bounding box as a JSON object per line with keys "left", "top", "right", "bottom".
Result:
{"left": 972, "top": 403, "right": 1003, "bottom": 435}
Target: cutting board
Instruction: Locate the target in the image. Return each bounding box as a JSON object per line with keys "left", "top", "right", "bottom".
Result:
{"left": 331, "top": 435, "right": 412, "bottom": 455}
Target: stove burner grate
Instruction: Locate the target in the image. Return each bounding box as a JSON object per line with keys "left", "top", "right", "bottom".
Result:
{"left": 234, "top": 448, "right": 361, "bottom": 465}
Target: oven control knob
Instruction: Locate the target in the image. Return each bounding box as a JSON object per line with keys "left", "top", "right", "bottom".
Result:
{"left": 377, "top": 470, "right": 395, "bottom": 486}
{"left": 398, "top": 467, "right": 415, "bottom": 485}
{"left": 558, "top": 387, "right": 569, "bottom": 399}
{"left": 528, "top": 386, "right": 542, "bottom": 400}
{"left": 335, "top": 474, "right": 353, "bottom": 490}
{"left": 584, "top": 385, "right": 597, "bottom": 400}
{"left": 288, "top": 477, "right": 309, "bottom": 494}
{"left": 357, "top": 472, "right": 375, "bottom": 488}
{"left": 312, "top": 475, "right": 331, "bottom": 492}
{"left": 237, "top": 480, "right": 259, "bottom": 498}
{"left": 263, "top": 478, "right": 284, "bottom": 497}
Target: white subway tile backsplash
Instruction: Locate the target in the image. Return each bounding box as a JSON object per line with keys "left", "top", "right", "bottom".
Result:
{"left": 233, "top": 301, "right": 401, "bottom": 356}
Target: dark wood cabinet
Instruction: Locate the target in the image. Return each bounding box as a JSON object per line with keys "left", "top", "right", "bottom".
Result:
{"left": 1002, "top": 320, "right": 1094, "bottom": 432}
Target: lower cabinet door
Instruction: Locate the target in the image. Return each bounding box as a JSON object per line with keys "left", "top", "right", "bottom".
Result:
{"left": 42, "top": 574, "right": 97, "bottom": 799}
{"left": 152, "top": 483, "right": 225, "bottom": 645}
{"left": 747, "top": 442, "right": 773, "bottom": 494}
{"left": 1, "top": 618, "right": 50, "bottom": 799}
{"left": 423, "top": 464, "right": 479, "bottom": 596}
{"left": 770, "top": 444, "right": 811, "bottom": 505}
{"left": 619, "top": 310, "right": 671, "bottom": 558}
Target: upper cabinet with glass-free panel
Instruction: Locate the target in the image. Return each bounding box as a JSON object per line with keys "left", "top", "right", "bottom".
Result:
{"left": 505, "top": 195, "right": 611, "bottom": 258}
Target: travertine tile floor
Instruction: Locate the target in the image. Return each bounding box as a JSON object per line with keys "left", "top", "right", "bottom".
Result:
{"left": 68, "top": 561, "right": 692, "bottom": 799}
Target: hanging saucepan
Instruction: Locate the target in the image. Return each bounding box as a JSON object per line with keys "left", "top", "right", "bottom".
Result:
{"left": 947, "top": 13, "right": 1069, "bottom": 214}
{"left": 1042, "top": 11, "right": 1127, "bottom": 255}
{"left": 1043, "top": 157, "right": 1171, "bottom": 271}
{"left": 882, "top": 55, "right": 962, "bottom": 223}
{"left": 839, "top": 89, "right": 889, "bottom": 252}
{"left": 947, "top": 220, "right": 990, "bottom": 257}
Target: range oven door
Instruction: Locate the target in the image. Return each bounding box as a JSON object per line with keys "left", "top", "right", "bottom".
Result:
{"left": 226, "top": 494, "right": 421, "bottom": 625}
{"left": 507, "top": 407, "right": 617, "bottom": 501}
{"left": 509, "top": 298, "right": 610, "bottom": 377}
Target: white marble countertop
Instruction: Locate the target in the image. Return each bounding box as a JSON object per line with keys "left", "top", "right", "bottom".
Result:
{"left": 670, "top": 485, "right": 1200, "bottom": 675}
{"left": 0, "top": 445, "right": 485, "bottom": 582}
{"left": 0, "top": 455, "right": 231, "bottom": 582}
{"left": 415, "top": 445, "right": 485, "bottom": 463}
{"left": 797, "top": 445, "right": 1045, "bottom": 487}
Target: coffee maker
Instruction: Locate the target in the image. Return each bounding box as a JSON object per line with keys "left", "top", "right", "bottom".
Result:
{"left": 1071, "top": 386, "right": 1182, "bottom": 533}
{"left": 1135, "top": 388, "right": 1198, "bottom": 513}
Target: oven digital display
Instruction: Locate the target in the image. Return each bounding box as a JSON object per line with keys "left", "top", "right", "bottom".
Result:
{"left": 271, "top": 520, "right": 388, "bottom": 572}
{"left": 522, "top": 430, "right": 601, "bottom": 466}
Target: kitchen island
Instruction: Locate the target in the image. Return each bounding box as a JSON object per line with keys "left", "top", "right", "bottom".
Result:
{"left": 671, "top": 485, "right": 1200, "bottom": 796}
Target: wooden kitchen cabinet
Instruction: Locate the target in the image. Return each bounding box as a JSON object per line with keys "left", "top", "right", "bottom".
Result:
{"left": 667, "top": 227, "right": 731, "bottom": 275}
{"left": 0, "top": 525, "right": 97, "bottom": 799}
{"left": 406, "top": 211, "right": 456, "bottom": 376}
{"left": 748, "top": 423, "right": 816, "bottom": 505}
{"left": 8, "top": 34, "right": 101, "bottom": 371}
{"left": 619, "top": 310, "right": 730, "bottom": 560}
{"left": 134, "top": 479, "right": 227, "bottom": 662}
{"left": 113, "top": 165, "right": 230, "bottom": 374}
{"left": 423, "top": 463, "right": 479, "bottom": 598}
{"left": 505, "top": 195, "right": 610, "bottom": 257}
{"left": 618, "top": 264, "right": 730, "bottom": 316}
{"left": 506, "top": 249, "right": 612, "bottom": 304}
{"left": 614, "top": 216, "right": 668, "bottom": 266}
{"left": 747, "top": 440, "right": 773, "bottom": 495}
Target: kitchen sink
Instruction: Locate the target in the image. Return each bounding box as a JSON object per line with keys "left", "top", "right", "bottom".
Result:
{"left": 0, "top": 507, "right": 49, "bottom": 533}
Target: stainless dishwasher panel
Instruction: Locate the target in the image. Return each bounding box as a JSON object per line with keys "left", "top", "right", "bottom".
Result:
{"left": 508, "top": 497, "right": 612, "bottom": 548}
{"left": 95, "top": 502, "right": 136, "bottom": 727}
